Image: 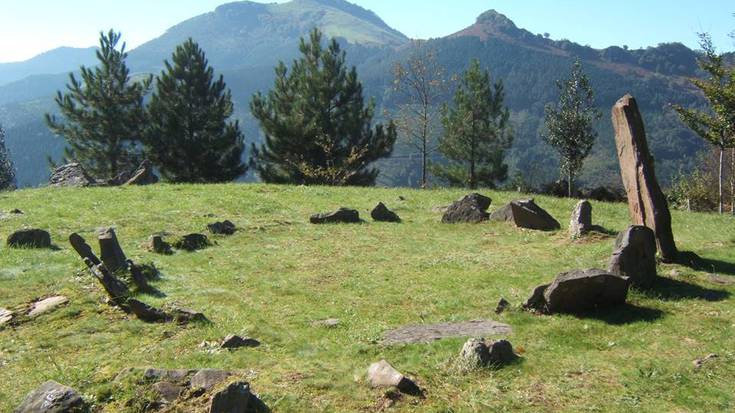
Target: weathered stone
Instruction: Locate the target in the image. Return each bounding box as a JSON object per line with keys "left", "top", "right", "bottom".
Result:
{"left": 14, "top": 380, "right": 86, "bottom": 413}
{"left": 28, "top": 296, "right": 69, "bottom": 318}
{"left": 145, "top": 235, "right": 172, "bottom": 255}
{"left": 312, "top": 318, "right": 340, "bottom": 328}
{"left": 209, "top": 381, "right": 252, "bottom": 413}
{"left": 98, "top": 227, "right": 128, "bottom": 273}
{"left": 490, "top": 199, "right": 560, "bottom": 231}
{"left": 170, "top": 306, "right": 208, "bottom": 324}
{"left": 525, "top": 269, "right": 630, "bottom": 314}
{"left": 152, "top": 381, "right": 185, "bottom": 404}
{"left": 383, "top": 320, "right": 512, "bottom": 345}
{"left": 49, "top": 163, "right": 96, "bottom": 187}
{"left": 569, "top": 200, "right": 592, "bottom": 238}
{"left": 221, "top": 335, "right": 260, "bottom": 349}
{"left": 608, "top": 225, "right": 657, "bottom": 288}
{"left": 172, "top": 233, "right": 211, "bottom": 251}
{"left": 495, "top": 298, "right": 511, "bottom": 314}
{"left": 143, "top": 368, "right": 195, "bottom": 382}
{"left": 7, "top": 229, "right": 51, "bottom": 248}
{"left": 441, "top": 193, "right": 491, "bottom": 224}
{"left": 0, "top": 308, "right": 14, "bottom": 326}
{"left": 367, "top": 360, "right": 422, "bottom": 396}
{"left": 693, "top": 353, "right": 718, "bottom": 369}
{"left": 69, "top": 233, "right": 101, "bottom": 266}
{"left": 191, "top": 369, "right": 232, "bottom": 391}
{"left": 9, "top": 208, "right": 23, "bottom": 214}
{"left": 459, "top": 338, "right": 517, "bottom": 370}
{"left": 310, "top": 208, "right": 361, "bottom": 224}
{"left": 207, "top": 220, "right": 237, "bottom": 235}
{"left": 612, "top": 94, "right": 677, "bottom": 262}
{"left": 371, "top": 202, "right": 401, "bottom": 223}
{"left": 127, "top": 299, "right": 170, "bottom": 323}
{"left": 125, "top": 160, "right": 159, "bottom": 186}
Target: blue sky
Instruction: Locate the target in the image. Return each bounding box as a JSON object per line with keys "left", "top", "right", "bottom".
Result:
{"left": 0, "top": 0, "right": 732, "bottom": 62}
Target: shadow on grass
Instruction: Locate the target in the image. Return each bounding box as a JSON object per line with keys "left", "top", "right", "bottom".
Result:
{"left": 576, "top": 303, "right": 665, "bottom": 325}
{"left": 641, "top": 276, "right": 731, "bottom": 302}
{"left": 676, "top": 251, "right": 735, "bottom": 277}
{"left": 589, "top": 225, "right": 618, "bottom": 237}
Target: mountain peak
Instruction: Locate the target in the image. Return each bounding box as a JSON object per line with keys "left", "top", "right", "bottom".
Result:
{"left": 475, "top": 10, "right": 517, "bottom": 30}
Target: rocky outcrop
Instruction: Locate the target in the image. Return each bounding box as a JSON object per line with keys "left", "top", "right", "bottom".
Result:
{"left": 49, "top": 163, "right": 97, "bottom": 187}
{"left": 608, "top": 225, "right": 657, "bottom": 288}
{"left": 14, "top": 381, "right": 86, "bottom": 413}
{"left": 524, "top": 269, "right": 630, "bottom": 314}
{"left": 490, "top": 199, "right": 560, "bottom": 231}
{"left": 441, "top": 193, "right": 491, "bottom": 224}
{"left": 612, "top": 94, "right": 677, "bottom": 262}
{"left": 310, "top": 208, "right": 361, "bottom": 224}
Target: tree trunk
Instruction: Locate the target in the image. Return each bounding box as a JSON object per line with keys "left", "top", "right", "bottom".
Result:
{"left": 731, "top": 147, "right": 734, "bottom": 216}
{"left": 718, "top": 147, "right": 724, "bottom": 214}
{"left": 568, "top": 171, "right": 573, "bottom": 198}
{"left": 421, "top": 138, "right": 427, "bottom": 189}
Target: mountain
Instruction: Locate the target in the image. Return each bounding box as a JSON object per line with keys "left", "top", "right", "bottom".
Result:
{"left": 0, "top": 2, "right": 713, "bottom": 189}
{"left": 0, "top": 47, "right": 97, "bottom": 86}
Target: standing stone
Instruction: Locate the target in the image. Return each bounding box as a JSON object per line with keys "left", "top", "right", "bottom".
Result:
{"left": 371, "top": 202, "right": 401, "bottom": 223}
{"left": 146, "top": 235, "right": 172, "bottom": 255}
{"left": 14, "top": 381, "right": 86, "bottom": 413}
{"left": 569, "top": 200, "right": 592, "bottom": 238}
{"left": 98, "top": 228, "right": 128, "bottom": 273}
{"left": 7, "top": 229, "right": 52, "bottom": 248}
{"left": 608, "top": 225, "right": 657, "bottom": 288}
{"left": 612, "top": 95, "right": 677, "bottom": 262}
{"left": 209, "top": 381, "right": 252, "bottom": 413}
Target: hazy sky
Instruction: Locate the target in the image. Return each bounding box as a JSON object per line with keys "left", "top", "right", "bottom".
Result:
{"left": 0, "top": 0, "right": 732, "bottom": 63}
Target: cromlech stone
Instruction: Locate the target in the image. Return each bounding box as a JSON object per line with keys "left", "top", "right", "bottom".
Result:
{"left": 608, "top": 225, "right": 657, "bottom": 288}
{"left": 98, "top": 227, "right": 128, "bottom": 273}
{"left": 310, "top": 208, "right": 361, "bottom": 224}
{"left": 191, "top": 369, "right": 233, "bottom": 391}
{"left": 14, "top": 380, "right": 86, "bottom": 413}
{"left": 152, "top": 381, "right": 185, "bottom": 404}
{"left": 172, "top": 233, "right": 211, "bottom": 251}
{"left": 7, "top": 229, "right": 51, "bottom": 249}
{"left": 147, "top": 235, "right": 173, "bottom": 255}
{"left": 209, "top": 381, "right": 253, "bottom": 413}
{"left": 312, "top": 318, "right": 340, "bottom": 328}
{"left": 524, "top": 269, "right": 630, "bottom": 314}
{"left": 28, "top": 296, "right": 69, "bottom": 318}
{"left": 9, "top": 208, "right": 23, "bottom": 214}
{"left": 49, "top": 163, "right": 97, "bottom": 187}
{"left": 220, "top": 335, "right": 260, "bottom": 349}
{"left": 383, "top": 319, "right": 512, "bottom": 345}
{"left": 125, "top": 159, "right": 159, "bottom": 186}
{"left": 612, "top": 94, "right": 677, "bottom": 262}
{"left": 367, "top": 360, "right": 422, "bottom": 396}
{"left": 490, "top": 199, "right": 561, "bottom": 231}
{"left": 495, "top": 298, "right": 511, "bottom": 314}
{"left": 371, "top": 202, "right": 401, "bottom": 223}
{"left": 0, "top": 308, "right": 14, "bottom": 326}
{"left": 207, "top": 220, "right": 237, "bottom": 235}
{"left": 143, "top": 368, "right": 195, "bottom": 382}
{"left": 127, "top": 299, "right": 170, "bottom": 323}
{"left": 459, "top": 338, "right": 518, "bottom": 370}
{"left": 569, "top": 200, "right": 592, "bottom": 238}
{"left": 441, "top": 193, "right": 492, "bottom": 224}
{"left": 170, "top": 306, "right": 208, "bottom": 324}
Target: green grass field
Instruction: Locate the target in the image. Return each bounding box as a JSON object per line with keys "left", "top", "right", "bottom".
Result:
{"left": 1, "top": 184, "right": 734, "bottom": 412}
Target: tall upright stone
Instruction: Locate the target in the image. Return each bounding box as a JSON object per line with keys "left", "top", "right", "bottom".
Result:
{"left": 569, "top": 200, "right": 592, "bottom": 238}
{"left": 98, "top": 227, "right": 128, "bottom": 273}
{"left": 612, "top": 95, "right": 677, "bottom": 262}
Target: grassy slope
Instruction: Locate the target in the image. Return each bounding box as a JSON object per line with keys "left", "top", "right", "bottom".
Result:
{"left": 0, "top": 184, "right": 733, "bottom": 412}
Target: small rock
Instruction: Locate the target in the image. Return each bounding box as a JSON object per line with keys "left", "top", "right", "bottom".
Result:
{"left": 310, "top": 208, "right": 361, "bottom": 224}
{"left": 146, "top": 235, "right": 173, "bottom": 255}
{"left": 28, "top": 296, "right": 69, "bottom": 318}
{"left": 490, "top": 199, "right": 561, "bottom": 231}
{"left": 367, "top": 360, "right": 422, "bottom": 396}
{"left": 371, "top": 202, "right": 401, "bottom": 223}
{"left": 398, "top": 196, "right": 406, "bottom": 201}
{"left": 152, "top": 381, "right": 185, "bottom": 404}
{"left": 0, "top": 308, "right": 14, "bottom": 326}
{"left": 14, "top": 380, "right": 86, "bottom": 413}
{"left": 312, "top": 318, "right": 340, "bottom": 328}
{"left": 9, "top": 208, "right": 23, "bottom": 214}
{"left": 569, "top": 200, "right": 592, "bottom": 238}
{"left": 172, "top": 233, "right": 211, "bottom": 251}
{"left": 207, "top": 220, "right": 237, "bottom": 235}
{"left": 459, "top": 338, "right": 518, "bottom": 370}
{"left": 7, "top": 229, "right": 52, "bottom": 249}
{"left": 495, "top": 298, "right": 510, "bottom": 314}
{"left": 442, "top": 193, "right": 492, "bottom": 224}
{"left": 693, "top": 353, "right": 718, "bottom": 369}
{"left": 221, "top": 334, "right": 260, "bottom": 349}
{"left": 191, "top": 369, "right": 233, "bottom": 391}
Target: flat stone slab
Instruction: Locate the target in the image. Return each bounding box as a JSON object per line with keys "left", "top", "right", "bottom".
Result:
{"left": 28, "top": 296, "right": 69, "bottom": 317}
{"left": 383, "top": 320, "right": 512, "bottom": 345}
{"left": 0, "top": 308, "right": 13, "bottom": 326}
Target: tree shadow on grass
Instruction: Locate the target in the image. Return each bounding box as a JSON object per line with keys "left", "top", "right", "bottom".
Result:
{"left": 640, "top": 276, "right": 731, "bottom": 302}
{"left": 575, "top": 303, "right": 665, "bottom": 325}
{"left": 676, "top": 251, "right": 735, "bottom": 277}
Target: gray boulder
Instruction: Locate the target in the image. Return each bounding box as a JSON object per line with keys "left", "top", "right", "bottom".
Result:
{"left": 459, "top": 338, "right": 518, "bottom": 370}
{"left": 14, "top": 381, "right": 86, "bottom": 413}
{"left": 442, "top": 193, "right": 492, "bottom": 224}
{"left": 367, "top": 360, "right": 422, "bottom": 396}
{"left": 524, "top": 269, "right": 630, "bottom": 314}
{"left": 608, "top": 225, "right": 657, "bottom": 288}
{"left": 49, "top": 163, "right": 96, "bottom": 187}
{"left": 7, "top": 229, "right": 51, "bottom": 248}
{"left": 371, "top": 202, "right": 401, "bottom": 223}
{"left": 490, "top": 199, "right": 560, "bottom": 231}
{"left": 310, "top": 208, "right": 361, "bottom": 224}
{"left": 191, "top": 369, "right": 233, "bottom": 391}
{"left": 569, "top": 200, "right": 592, "bottom": 238}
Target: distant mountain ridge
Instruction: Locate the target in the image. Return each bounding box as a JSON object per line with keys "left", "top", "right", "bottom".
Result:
{"left": 0, "top": 47, "right": 98, "bottom": 87}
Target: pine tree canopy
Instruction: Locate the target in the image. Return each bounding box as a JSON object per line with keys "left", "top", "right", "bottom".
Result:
{"left": 45, "top": 30, "right": 151, "bottom": 179}
{"left": 432, "top": 59, "right": 513, "bottom": 189}
{"left": 250, "top": 28, "right": 396, "bottom": 186}
{"left": 146, "top": 38, "right": 246, "bottom": 183}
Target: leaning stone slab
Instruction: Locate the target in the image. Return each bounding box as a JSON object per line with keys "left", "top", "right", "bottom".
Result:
{"left": 608, "top": 225, "right": 657, "bottom": 288}
{"left": 7, "top": 229, "right": 52, "bottom": 249}
{"left": 371, "top": 202, "right": 401, "bottom": 222}
{"left": 310, "top": 208, "right": 361, "bottom": 224}
{"left": 612, "top": 94, "right": 677, "bottom": 262}
{"left": 14, "top": 380, "right": 86, "bottom": 413}
{"left": 524, "top": 269, "right": 630, "bottom": 314}
{"left": 28, "top": 296, "right": 69, "bottom": 318}
{"left": 442, "top": 193, "right": 492, "bottom": 224}
{"left": 125, "top": 160, "right": 159, "bottom": 186}
{"left": 367, "top": 360, "right": 422, "bottom": 396}
{"left": 490, "top": 199, "right": 560, "bottom": 231}
{"left": 383, "top": 319, "right": 512, "bottom": 345}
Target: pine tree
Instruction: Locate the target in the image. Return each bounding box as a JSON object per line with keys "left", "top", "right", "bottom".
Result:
{"left": 431, "top": 59, "right": 513, "bottom": 189}
{"left": 542, "top": 59, "right": 600, "bottom": 197}
{"left": 0, "top": 123, "right": 16, "bottom": 191}
{"left": 45, "top": 30, "right": 151, "bottom": 179}
{"left": 250, "top": 29, "right": 396, "bottom": 186}
{"left": 672, "top": 34, "right": 735, "bottom": 214}
{"left": 146, "top": 38, "right": 246, "bottom": 183}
